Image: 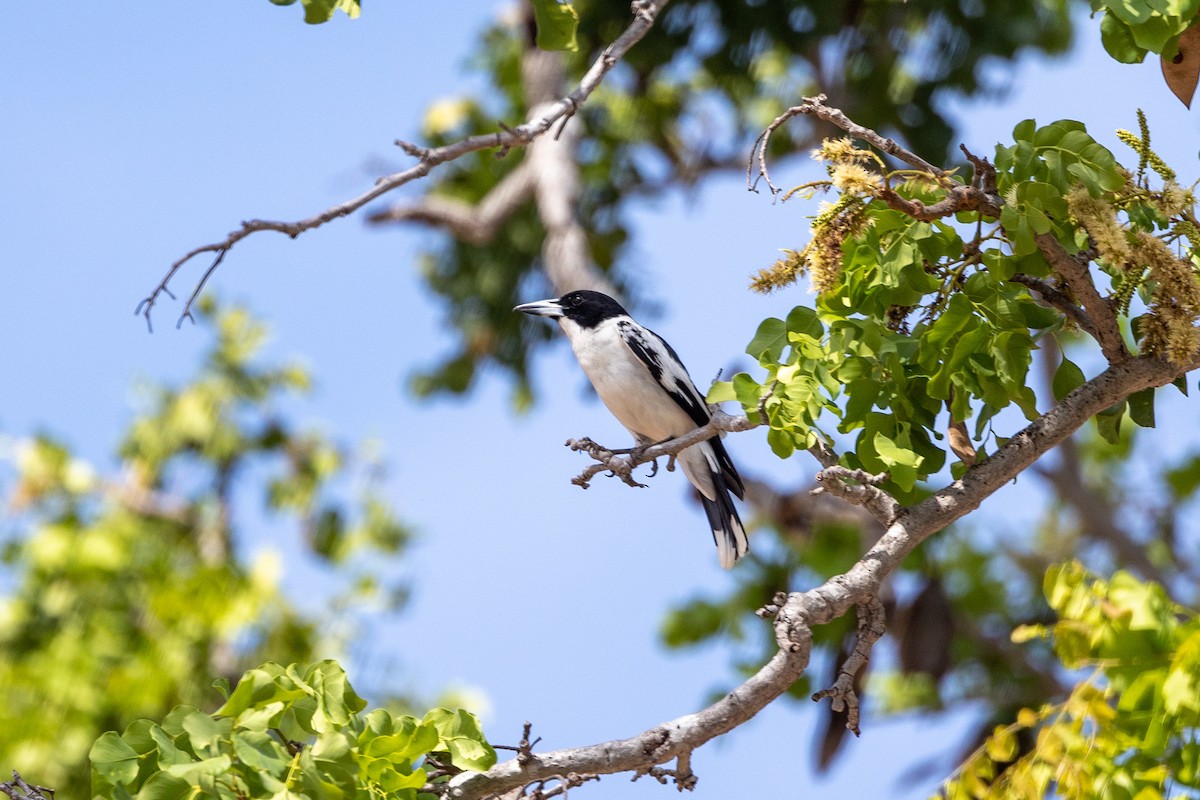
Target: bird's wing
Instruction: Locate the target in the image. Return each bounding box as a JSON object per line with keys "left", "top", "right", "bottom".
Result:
{"left": 618, "top": 320, "right": 744, "bottom": 498}
{"left": 618, "top": 320, "right": 711, "bottom": 427}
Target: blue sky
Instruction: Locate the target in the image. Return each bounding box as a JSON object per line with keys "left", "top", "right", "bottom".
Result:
{"left": 3, "top": 3, "right": 1199, "bottom": 798}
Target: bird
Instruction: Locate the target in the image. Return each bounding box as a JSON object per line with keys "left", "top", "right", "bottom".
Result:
{"left": 515, "top": 289, "right": 748, "bottom": 568}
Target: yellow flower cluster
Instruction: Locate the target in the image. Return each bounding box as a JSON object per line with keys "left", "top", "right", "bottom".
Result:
{"left": 1067, "top": 183, "right": 1200, "bottom": 364}
{"left": 1134, "top": 231, "right": 1200, "bottom": 365}
{"left": 1115, "top": 128, "right": 1176, "bottom": 183}
{"left": 1067, "top": 186, "right": 1131, "bottom": 268}
{"left": 750, "top": 195, "right": 870, "bottom": 293}
{"left": 751, "top": 138, "right": 882, "bottom": 293}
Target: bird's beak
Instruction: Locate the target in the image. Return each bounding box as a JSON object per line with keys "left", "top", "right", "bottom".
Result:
{"left": 513, "top": 298, "right": 564, "bottom": 319}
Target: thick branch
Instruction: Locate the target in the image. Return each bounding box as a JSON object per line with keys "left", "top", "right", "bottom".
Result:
{"left": 1010, "top": 273, "right": 1095, "bottom": 335}
{"left": 444, "top": 352, "right": 1195, "bottom": 800}
{"left": 139, "top": 0, "right": 667, "bottom": 328}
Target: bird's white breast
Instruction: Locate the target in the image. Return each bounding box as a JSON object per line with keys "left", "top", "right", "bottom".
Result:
{"left": 559, "top": 317, "right": 696, "bottom": 443}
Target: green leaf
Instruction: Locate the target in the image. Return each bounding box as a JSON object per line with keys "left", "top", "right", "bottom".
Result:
{"left": 1127, "top": 387, "right": 1155, "bottom": 428}
{"left": 89, "top": 731, "right": 140, "bottom": 787}
{"left": 423, "top": 708, "right": 497, "bottom": 772}
{"left": 362, "top": 719, "right": 439, "bottom": 763}
{"left": 181, "top": 710, "right": 225, "bottom": 750}
{"left": 1101, "top": 12, "right": 1149, "bottom": 63}
{"left": 163, "top": 755, "right": 232, "bottom": 781}
{"left": 530, "top": 0, "right": 579, "bottom": 51}
{"left": 306, "top": 660, "right": 366, "bottom": 731}
{"left": 785, "top": 305, "right": 823, "bottom": 339}
{"left": 232, "top": 730, "right": 290, "bottom": 774}
{"left": 135, "top": 772, "right": 192, "bottom": 800}
{"left": 706, "top": 380, "right": 736, "bottom": 403}
{"left": 745, "top": 317, "right": 787, "bottom": 362}
{"left": 767, "top": 427, "right": 796, "bottom": 458}
{"left": 1096, "top": 400, "right": 1127, "bottom": 444}
{"left": 1051, "top": 356, "right": 1086, "bottom": 402}
{"left": 872, "top": 432, "right": 922, "bottom": 492}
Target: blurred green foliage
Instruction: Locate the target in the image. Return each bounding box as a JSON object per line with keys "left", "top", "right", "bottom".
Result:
{"left": 939, "top": 562, "right": 1200, "bottom": 798}
{"left": 0, "top": 300, "right": 411, "bottom": 797}
{"left": 89, "top": 660, "right": 495, "bottom": 800}
{"left": 268, "top": 0, "right": 360, "bottom": 25}
{"left": 1092, "top": 0, "right": 1200, "bottom": 62}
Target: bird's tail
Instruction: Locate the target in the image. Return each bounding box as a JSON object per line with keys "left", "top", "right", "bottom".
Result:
{"left": 699, "top": 467, "right": 748, "bottom": 569}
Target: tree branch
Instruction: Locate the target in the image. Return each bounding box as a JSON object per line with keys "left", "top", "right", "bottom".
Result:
{"left": 0, "top": 772, "right": 52, "bottom": 800}
{"left": 442, "top": 351, "right": 1196, "bottom": 800}
{"left": 364, "top": 161, "right": 537, "bottom": 245}
{"left": 1010, "top": 273, "right": 1096, "bottom": 335}
{"left": 138, "top": 0, "right": 668, "bottom": 328}
{"left": 1034, "top": 232, "right": 1130, "bottom": 364}
{"left": 748, "top": 93, "right": 947, "bottom": 196}
{"left": 564, "top": 410, "right": 759, "bottom": 489}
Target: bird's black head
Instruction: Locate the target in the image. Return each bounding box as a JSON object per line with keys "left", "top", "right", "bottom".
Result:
{"left": 514, "top": 290, "right": 629, "bottom": 329}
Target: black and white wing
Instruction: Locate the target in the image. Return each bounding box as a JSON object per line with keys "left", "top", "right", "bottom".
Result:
{"left": 617, "top": 319, "right": 745, "bottom": 499}
{"left": 618, "top": 319, "right": 748, "bottom": 567}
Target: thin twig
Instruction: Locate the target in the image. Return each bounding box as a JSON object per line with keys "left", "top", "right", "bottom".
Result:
{"left": 1034, "top": 232, "right": 1130, "bottom": 364}
{"left": 139, "top": 0, "right": 672, "bottom": 329}
{"left": 566, "top": 411, "right": 759, "bottom": 489}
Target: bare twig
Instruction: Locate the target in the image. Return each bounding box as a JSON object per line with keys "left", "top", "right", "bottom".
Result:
{"left": 811, "top": 595, "right": 887, "bottom": 736}
{"left": 748, "top": 93, "right": 947, "bottom": 195}
{"left": 520, "top": 773, "right": 599, "bottom": 800}
{"left": 755, "top": 590, "right": 789, "bottom": 619}
{"left": 1034, "top": 232, "right": 1130, "bottom": 364}
{"left": 493, "top": 722, "right": 542, "bottom": 768}
{"left": 631, "top": 748, "right": 697, "bottom": 791}
{"left": 1010, "top": 273, "right": 1096, "bottom": 335}
{"left": 139, "top": 0, "right": 669, "bottom": 328}
{"left": 365, "top": 161, "right": 537, "bottom": 245}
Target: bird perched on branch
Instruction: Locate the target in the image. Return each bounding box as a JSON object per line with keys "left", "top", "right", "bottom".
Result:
{"left": 515, "top": 290, "right": 747, "bottom": 568}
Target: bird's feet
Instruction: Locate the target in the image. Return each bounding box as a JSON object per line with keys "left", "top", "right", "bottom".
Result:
{"left": 614, "top": 438, "right": 676, "bottom": 478}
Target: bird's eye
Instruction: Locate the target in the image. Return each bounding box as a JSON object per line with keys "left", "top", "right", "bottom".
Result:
{"left": 568, "top": 295, "right": 581, "bottom": 307}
